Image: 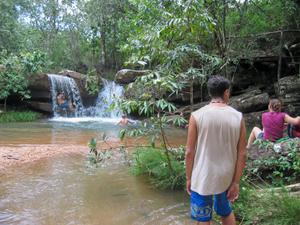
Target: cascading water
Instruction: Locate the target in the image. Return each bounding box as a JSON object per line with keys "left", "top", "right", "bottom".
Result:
{"left": 93, "top": 79, "right": 124, "bottom": 118}
{"left": 48, "top": 74, "right": 84, "bottom": 117}
{"left": 48, "top": 74, "right": 123, "bottom": 119}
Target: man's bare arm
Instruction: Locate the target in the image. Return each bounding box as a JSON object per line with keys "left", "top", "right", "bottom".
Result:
{"left": 185, "top": 115, "right": 198, "bottom": 195}
{"left": 227, "top": 118, "right": 247, "bottom": 202}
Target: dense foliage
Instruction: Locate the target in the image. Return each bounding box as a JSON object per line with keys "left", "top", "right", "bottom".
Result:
{"left": 1, "top": 0, "right": 299, "bottom": 105}
{"left": 0, "top": 51, "right": 48, "bottom": 111}
{"left": 234, "top": 178, "right": 300, "bottom": 225}
{"left": 1, "top": 0, "right": 299, "bottom": 73}
{"left": 248, "top": 139, "right": 300, "bottom": 186}
{"left": 131, "top": 147, "right": 185, "bottom": 190}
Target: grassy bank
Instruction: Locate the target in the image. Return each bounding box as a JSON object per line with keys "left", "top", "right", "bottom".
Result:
{"left": 0, "top": 111, "right": 42, "bottom": 123}
{"left": 234, "top": 179, "right": 300, "bottom": 225}
{"left": 130, "top": 146, "right": 300, "bottom": 225}
{"left": 130, "top": 147, "right": 186, "bottom": 190}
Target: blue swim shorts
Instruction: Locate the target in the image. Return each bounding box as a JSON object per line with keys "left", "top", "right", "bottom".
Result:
{"left": 257, "top": 132, "right": 264, "bottom": 139}
{"left": 190, "top": 190, "right": 232, "bottom": 222}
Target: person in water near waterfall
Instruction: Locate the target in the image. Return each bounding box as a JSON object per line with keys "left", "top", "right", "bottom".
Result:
{"left": 247, "top": 99, "right": 300, "bottom": 148}
{"left": 56, "top": 92, "right": 75, "bottom": 112}
{"left": 117, "top": 114, "right": 133, "bottom": 126}
{"left": 185, "top": 75, "right": 247, "bottom": 225}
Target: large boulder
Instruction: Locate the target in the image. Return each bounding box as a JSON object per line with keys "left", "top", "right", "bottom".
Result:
{"left": 115, "top": 69, "right": 150, "bottom": 84}
{"left": 27, "top": 70, "right": 98, "bottom": 113}
{"left": 176, "top": 89, "right": 268, "bottom": 115}
{"left": 230, "top": 89, "right": 269, "bottom": 113}
{"left": 58, "top": 69, "right": 83, "bottom": 80}
{"left": 26, "top": 101, "right": 52, "bottom": 113}
{"left": 58, "top": 70, "right": 98, "bottom": 106}
{"left": 28, "top": 73, "right": 51, "bottom": 102}
{"left": 243, "top": 111, "right": 265, "bottom": 128}
{"left": 231, "top": 60, "right": 278, "bottom": 94}
{"left": 275, "top": 75, "right": 300, "bottom": 116}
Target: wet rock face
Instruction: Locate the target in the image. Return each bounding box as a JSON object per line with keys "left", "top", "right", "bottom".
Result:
{"left": 243, "top": 111, "right": 264, "bottom": 128}
{"left": 58, "top": 70, "right": 98, "bottom": 106}
{"left": 27, "top": 71, "right": 97, "bottom": 113}
{"left": 275, "top": 76, "right": 300, "bottom": 116}
{"left": 115, "top": 69, "right": 150, "bottom": 84}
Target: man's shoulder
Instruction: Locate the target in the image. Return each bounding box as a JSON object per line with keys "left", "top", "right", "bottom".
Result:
{"left": 191, "top": 105, "right": 210, "bottom": 116}
{"left": 226, "top": 105, "right": 242, "bottom": 114}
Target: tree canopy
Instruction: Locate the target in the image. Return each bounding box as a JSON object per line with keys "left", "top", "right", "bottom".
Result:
{"left": 0, "top": 0, "right": 298, "bottom": 73}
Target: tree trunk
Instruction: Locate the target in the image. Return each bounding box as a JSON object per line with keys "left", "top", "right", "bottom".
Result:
{"left": 277, "top": 30, "right": 284, "bottom": 85}
{"left": 112, "top": 21, "right": 118, "bottom": 69}
{"left": 190, "top": 80, "right": 194, "bottom": 113}
{"left": 100, "top": 31, "right": 106, "bottom": 68}
{"left": 159, "top": 115, "right": 174, "bottom": 174}
{"left": 99, "top": 15, "right": 107, "bottom": 68}
{"left": 4, "top": 97, "right": 7, "bottom": 112}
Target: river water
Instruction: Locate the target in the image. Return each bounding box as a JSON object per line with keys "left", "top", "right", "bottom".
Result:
{"left": 0, "top": 118, "right": 193, "bottom": 225}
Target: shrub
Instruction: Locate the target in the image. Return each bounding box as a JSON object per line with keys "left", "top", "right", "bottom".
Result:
{"left": 131, "top": 147, "right": 185, "bottom": 190}
{"left": 234, "top": 179, "right": 300, "bottom": 225}
{"left": 0, "top": 111, "right": 41, "bottom": 123}
{"left": 247, "top": 139, "right": 300, "bottom": 186}
{"left": 85, "top": 69, "right": 100, "bottom": 95}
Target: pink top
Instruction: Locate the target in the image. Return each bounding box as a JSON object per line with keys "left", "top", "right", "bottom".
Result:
{"left": 262, "top": 112, "right": 286, "bottom": 142}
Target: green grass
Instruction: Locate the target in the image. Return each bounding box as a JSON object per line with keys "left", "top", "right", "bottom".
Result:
{"left": 234, "top": 179, "right": 300, "bottom": 225}
{"left": 130, "top": 147, "right": 300, "bottom": 224}
{"left": 0, "top": 111, "right": 42, "bottom": 123}
{"left": 130, "top": 147, "right": 186, "bottom": 190}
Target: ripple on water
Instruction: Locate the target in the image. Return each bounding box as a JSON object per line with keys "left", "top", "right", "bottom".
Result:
{"left": 0, "top": 121, "right": 189, "bottom": 225}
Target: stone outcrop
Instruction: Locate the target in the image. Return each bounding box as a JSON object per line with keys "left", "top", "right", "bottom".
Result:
{"left": 28, "top": 73, "right": 51, "bottom": 103}
{"left": 58, "top": 69, "right": 83, "bottom": 80}
{"left": 58, "top": 70, "right": 98, "bottom": 106}
{"left": 27, "top": 70, "right": 98, "bottom": 113}
{"left": 248, "top": 138, "right": 300, "bottom": 161}
{"left": 275, "top": 75, "right": 300, "bottom": 116}
{"left": 176, "top": 89, "right": 268, "bottom": 113}
{"left": 26, "top": 101, "right": 52, "bottom": 113}
{"left": 243, "top": 111, "right": 265, "bottom": 128}
{"left": 230, "top": 89, "right": 269, "bottom": 113}
{"left": 115, "top": 69, "right": 150, "bottom": 84}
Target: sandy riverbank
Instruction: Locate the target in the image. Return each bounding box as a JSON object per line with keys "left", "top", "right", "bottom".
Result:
{"left": 0, "top": 138, "right": 140, "bottom": 174}
{"left": 0, "top": 144, "right": 88, "bottom": 174}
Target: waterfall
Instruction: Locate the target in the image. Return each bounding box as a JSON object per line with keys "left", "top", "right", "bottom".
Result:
{"left": 48, "top": 74, "right": 84, "bottom": 117}
{"left": 93, "top": 79, "right": 124, "bottom": 118}
{"left": 48, "top": 74, "right": 123, "bottom": 119}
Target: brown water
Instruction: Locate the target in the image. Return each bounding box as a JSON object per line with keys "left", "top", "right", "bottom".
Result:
{"left": 0, "top": 154, "right": 193, "bottom": 225}
{"left": 0, "top": 119, "right": 192, "bottom": 225}
{"left": 0, "top": 119, "right": 187, "bottom": 146}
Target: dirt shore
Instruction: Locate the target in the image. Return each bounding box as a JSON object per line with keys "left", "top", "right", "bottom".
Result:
{"left": 0, "top": 138, "right": 139, "bottom": 174}
{"left": 0, "top": 144, "right": 87, "bottom": 174}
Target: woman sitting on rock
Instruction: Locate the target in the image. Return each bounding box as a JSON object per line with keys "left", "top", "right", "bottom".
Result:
{"left": 247, "top": 99, "right": 300, "bottom": 148}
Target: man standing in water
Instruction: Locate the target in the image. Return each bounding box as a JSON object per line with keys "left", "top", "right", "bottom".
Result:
{"left": 185, "top": 75, "right": 246, "bottom": 225}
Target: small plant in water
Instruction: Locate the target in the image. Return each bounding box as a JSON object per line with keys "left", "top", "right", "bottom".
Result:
{"left": 87, "top": 137, "right": 112, "bottom": 165}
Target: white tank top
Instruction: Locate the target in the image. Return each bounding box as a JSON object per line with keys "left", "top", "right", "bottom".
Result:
{"left": 191, "top": 104, "right": 242, "bottom": 195}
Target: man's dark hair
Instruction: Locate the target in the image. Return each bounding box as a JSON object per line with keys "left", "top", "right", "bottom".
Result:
{"left": 207, "top": 75, "right": 230, "bottom": 98}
